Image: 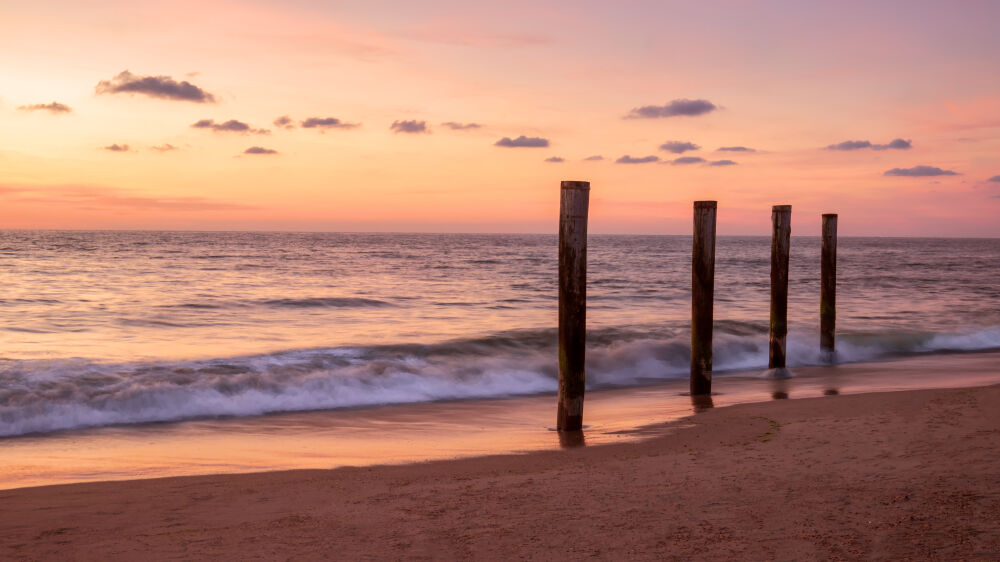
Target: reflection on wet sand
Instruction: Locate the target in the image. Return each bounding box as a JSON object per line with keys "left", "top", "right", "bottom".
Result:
{"left": 770, "top": 378, "right": 790, "bottom": 400}
{"left": 558, "top": 430, "right": 586, "bottom": 448}
{"left": 690, "top": 394, "right": 715, "bottom": 412}
{"left": 817, "top": 366, "right": 841, "bottom": 396}
{"left": 6, "top": 352, "right": 999, "bottom": 490}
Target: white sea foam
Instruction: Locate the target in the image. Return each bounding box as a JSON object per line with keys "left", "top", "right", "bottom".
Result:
{"left": 2, "top": 325, "right": 998, "bottom": 437}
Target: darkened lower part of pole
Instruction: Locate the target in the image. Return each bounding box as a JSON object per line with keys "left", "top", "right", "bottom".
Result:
{"left": 769, "top": 205, "right": 792, "bottom": 369}
{"left": 691, "top": 201, "right": 717, "bottom": 395}
{"left": 557, "top": 180, "right": 590, "bottom": 431}
{"left": 821, "top": 214, "right": 838, "bottom": 355}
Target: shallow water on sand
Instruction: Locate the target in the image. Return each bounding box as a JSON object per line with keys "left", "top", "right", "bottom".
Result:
{"left": 2, "top": 352, "right": 998, "bottom": 490}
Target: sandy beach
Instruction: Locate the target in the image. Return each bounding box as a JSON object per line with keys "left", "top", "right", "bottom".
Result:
{"left": 3, "top": 380, "right": 999, "bottom": 560}
{"left": 6, "top": 1, "right": 1000, "bottom": 559}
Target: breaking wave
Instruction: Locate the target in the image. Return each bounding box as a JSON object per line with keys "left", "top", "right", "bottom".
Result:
{"left": 2, "top": 324, "right": 998, "bottom": 437}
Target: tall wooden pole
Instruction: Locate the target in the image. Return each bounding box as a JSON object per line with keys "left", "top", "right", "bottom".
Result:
{"left": 769, "top": 205, "right": 791, "bottom": 371}
{"left": 691, "top": 201, "right": 717, "bottom": 395}
{"left": 820, "top": 214, "right": 838, "bottom": 356}
{"left": 557, "top": 180, "right": 589, "bottom": 431}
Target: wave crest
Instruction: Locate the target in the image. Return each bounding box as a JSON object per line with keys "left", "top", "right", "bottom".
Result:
{"left": 1, "top": 325, "right": 998, "bottom": 437}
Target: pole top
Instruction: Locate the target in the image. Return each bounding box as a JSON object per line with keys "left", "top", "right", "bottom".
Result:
{"left": 772, "top": 204, "right": 792, "bottom": 212}
{"left": 822, "top": 213, "right": 838, "bottom": 218}
{"left": 694, "top": 201, "right": 717, "bottom": 208}
{"left": 561, "top": 180, "right": 590, "bottom": 190}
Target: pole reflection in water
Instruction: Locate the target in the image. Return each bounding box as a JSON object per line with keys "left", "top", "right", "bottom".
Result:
{"left": 820, "top": 368, "right": 841, "bottom": 395}
{"left": 770, "top": 378, "right": 790, "bottom": 400}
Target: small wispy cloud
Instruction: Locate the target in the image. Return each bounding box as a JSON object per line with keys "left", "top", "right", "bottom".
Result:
{"left": 708, "top": 160, "right": 738, "bottom": 166}
{"left": 583, "top": 155, "right": 604, "bottom": 161}
{"left": 151, "top": 144, "right": 178, "bottom": 152}
{"left": 300, "top": 117, "right": 359, "bottom": 130}
{"left": 273, "top": 115, "right": 295, "bottom": 129}
{"left": 191, "top": 119, "right": 269, "bottom": 134}
{"left": 103, "top": 144, "right": 130, "bottom": 152}
{"left": 441, "top": 122, "right": 481, "bottom": 130}
{"left": 544, "top": 157, "right": 564, "bottom": 163}
{"left": 873, "top": 138, "right": 912, "bottom": 150}
{"left": 827, "top": 138, "right": 912, "bottom": 151}
{"left": 671, "top": 156, "right": 706, "bottom": 165}
{"left": 717, "top": 146, "right": 755, "bottom": 152}
{"left": 95, "top": 70, "right": 216, "bottom": 103}
{"left": 659, "top": 141, "right": 700, "bottom": 154}
{"left": 390, "top": 120, "right": 428, "bottom": 134}
{"left": 18, "top": 102, "right": 72, "bottom": 114}
{"left": 495, "top": 136, "right": 549, "bottom": 148}
{"left": 244, "top": 146, "right": 278, "bottom": 155}
{"left": 626, "top": 99, "right": 717, "bottom": 119}
{"left": 827, "top": 140, "right": 872, "bottom": 151}
{"left": 883, "top": 165, "right": 957, "bottom": 177}
{"left": 616, "top": 155, "right": 659, "bottom": 164}
{"left": 988, "top": 175, "right": 1000, "bottom": 182}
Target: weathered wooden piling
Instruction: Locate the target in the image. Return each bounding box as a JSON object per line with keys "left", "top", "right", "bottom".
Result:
{"left": 769, "top": 205, "right": 791, "bottom": 372}
{"left": 557, "top": 430, "right": 586, "bottom": 448}
{"left": 557, "top": 180, "right": 590, "bottom": 431}
{"left": 691, "top": 201, "right": 717, "bottom": 395}
{"left": 820, "top": 213, "right": 838, "bottom": 356}
{"left": 690, "top": 393, "right": 715, "bottom": 413}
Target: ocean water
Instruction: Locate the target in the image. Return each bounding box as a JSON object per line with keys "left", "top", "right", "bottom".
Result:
{"left": 1, "top": 231, "right": 999, "bottom": 437}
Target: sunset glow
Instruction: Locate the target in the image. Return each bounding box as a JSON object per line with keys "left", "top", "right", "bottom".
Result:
{"left": 2, "top": 0, "right": 999, "bottom": 235}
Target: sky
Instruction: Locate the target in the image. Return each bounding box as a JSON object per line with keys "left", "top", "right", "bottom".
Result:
{"left": 2, "top": 0, "right": 999, "bottom": 235}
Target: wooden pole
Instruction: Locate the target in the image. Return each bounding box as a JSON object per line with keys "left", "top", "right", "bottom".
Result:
{"left": 557, "top": 430, "right": 586, "bottom": 448}
{"left": 769, "top": 205, "right": 791, "bottom": 372}
{"left": 820, "top": 214, "right": 838, "bottom": 357}
{"left": 690, "top": 393, "right": 715, "bottom": 413}
{"left": 691, "top": 201, "right": 717, "bottom": 395}
{"left": 557, "top": 180, "right": 589, "bottom": 431}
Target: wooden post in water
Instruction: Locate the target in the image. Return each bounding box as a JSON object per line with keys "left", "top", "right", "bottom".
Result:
{"left": 820, "top": 214, "right": 838, "bottom": 357}
{"left": 768, "top": 205, "right": 792, "bottom": 374}
{"left": 557, "top": 180, "right": 590, "bottom": 431}
{"left": 691, "top": 201, "right": 717, "bottom": 395}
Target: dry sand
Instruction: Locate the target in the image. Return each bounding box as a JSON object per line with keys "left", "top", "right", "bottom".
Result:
{"left": 2, "top": 384, "right": 999, "bottom": 560}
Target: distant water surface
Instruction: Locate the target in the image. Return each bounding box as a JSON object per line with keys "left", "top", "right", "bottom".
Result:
{"left": 1, "top": 231, "right": 998, "bottom": 436}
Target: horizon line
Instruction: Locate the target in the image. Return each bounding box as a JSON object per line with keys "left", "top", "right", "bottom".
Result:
{"left": 2, "top": 228, "right": 998, "bottom": 240}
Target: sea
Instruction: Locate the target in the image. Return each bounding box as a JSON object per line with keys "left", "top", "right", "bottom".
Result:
{"left": 1, "top": 231, "right": 999, "bottom": 487}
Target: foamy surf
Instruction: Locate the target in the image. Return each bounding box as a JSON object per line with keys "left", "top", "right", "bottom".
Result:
{"left": 2, "top": 325, "right": 998, "bottom": 437}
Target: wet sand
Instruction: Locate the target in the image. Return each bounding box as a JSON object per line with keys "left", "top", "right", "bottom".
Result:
{"left": 4, "top": 351, "right": 1000, "bottom": 491}
{"left": 3, "top": 376, "right": 1000, "bottom": 559}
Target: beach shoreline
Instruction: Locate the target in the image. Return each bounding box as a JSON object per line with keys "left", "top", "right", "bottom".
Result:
{"left": 0, "top": 352, "right": 1000, "bottom": 490}
{"left": 3, "top": 350, "right": 1000, "bottom": 493}
{"left": 3, "top": 374, "right": 1000, "bottom": 559}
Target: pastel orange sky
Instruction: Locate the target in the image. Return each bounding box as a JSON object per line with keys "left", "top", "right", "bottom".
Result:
{"left": 2, "top": 0, "right": 999, "bottom": 235}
